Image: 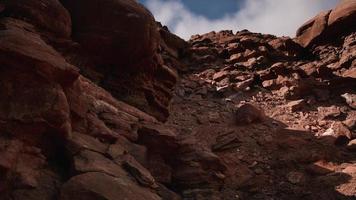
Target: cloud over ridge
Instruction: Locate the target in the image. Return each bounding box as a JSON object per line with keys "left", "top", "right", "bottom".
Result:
{"left": 145, "top": 0, "right": 338, "bottom": 40}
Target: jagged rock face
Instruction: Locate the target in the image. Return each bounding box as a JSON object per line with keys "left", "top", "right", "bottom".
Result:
{"left": 296, "top": 0, "right": 356, "bottom": 47}
{"left": 0, "top": 0, "right": 224, "bottom": 199}
{"left": 0, "top": 18, "right": 78, "bottom": 140}
{"left": 60, "top": 0, "right": 177, "bottom": 121}
{"left": 0, "top": 0, "right": 355, "bottom": 200}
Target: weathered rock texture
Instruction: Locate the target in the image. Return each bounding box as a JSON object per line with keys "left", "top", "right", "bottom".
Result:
{"left": 296, "top": 0, "right": 356, "bottom": 47}
{"left": 0, "top": 0, "right": 355, "bottom": 200}
{"left": 59, "top": 0, "right": 181, "bottom": 122}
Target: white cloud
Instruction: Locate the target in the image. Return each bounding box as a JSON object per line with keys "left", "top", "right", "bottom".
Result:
{"left": 145, "top": 0, "right": 339, "bottom": 40}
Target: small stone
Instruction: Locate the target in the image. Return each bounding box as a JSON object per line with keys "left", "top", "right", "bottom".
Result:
{"left": 318, "top": 106, "right": 341, "bottom": 120}
{"left": 286, "top": 171, "right": 305, "bottom": 184}
{"left": 306, "top": 96, "right": 316, "bottom": 105}
{"left": 216, "top": 85, "right": 230, "bottom": 92}
{"left": 254, "top": 168, "right": 263, "bottom": 174}
{"left": 249, "top": 161, "right": 258, "bottom": 168}
{"left": 264, "top": 135, "right": 273, "bottom": 142}
{"left": 213, "top": 71, "right": 229, "bottom": 81}
{"left": 311, "top": 126, "right": 319, "bottom": 132}
{"left": 233, "top": 78, "right": 254, "bottom": 91}
{"left": 331, "top": 122, "right": 352, "bottom": 139}
{"left": 343, "top": 118, "right": 356, "bottom": 130}
{"left": 229, "top": 53, "right": 244, "bottom": 63}
{"left": 318, "top": 120, "right": 328, "bottom": 127}
{"left": 286, "top": 99, "right": 306, "bottom": 112}
{"left": 262, "top": 79, "right": 275, "bottom": 88}
{"left": 214, "top": 172, "right": 226, "bottom": 179}
{"left": 341, "top": 93, "right": 356, "bottom": 109}
{"left": 342, "top": 165, "right": 356, "bottom": 174}
{"left": 235, "top": 104, "right": 266, "bottom": 125}
{"left": 321, "top": 122, "right": 352, "bottom": 145}
{"left": 278, "top": 86, "right": 290, "bottom": 97}
{"left": 346, "top": 139, "right": 356, "bottom": 151}
{"left": 306, "top": 160, "right": 336, "bottom": 175}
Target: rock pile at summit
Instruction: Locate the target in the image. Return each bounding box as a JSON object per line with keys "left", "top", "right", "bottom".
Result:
{"left": 0, "top": 0, "right": 355, "bottom": 200}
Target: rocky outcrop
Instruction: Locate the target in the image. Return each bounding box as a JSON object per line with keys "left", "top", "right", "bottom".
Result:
{"left": 0, "top": 0, "right": 355, "bottom": 200}
{"left": 0, "top": 0, "right": 227, "bottom": 199}
{"left": 0, "top": 18, "right": 78, "bottom": 140}
{"left": 58, "top": 0, "right": 178, "bottom": 122}
{"left": 295, "top": 10, "right": 331, "bottom": 48}
{"left": 296, "top": 0, "right": 356, "bottom": 47}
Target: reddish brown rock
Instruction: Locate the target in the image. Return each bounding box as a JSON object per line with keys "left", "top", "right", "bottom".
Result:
{"left": 66, "top": 132, "right": 108, "bottom": 155}
{"left": 343, "top": 68, "right": 356, "bottom": 79}
{"left": 286, "top": 99, "right": 306, "bottom": 112}
{"left": 72, "top": 150, "right": 127, "bottom": 178}
{"left": 60, "top": 172, "right": 161, "bottom": 200}
{"left": 295, "top": 10, "right": 331, "bottom": 48}
{"left": 229, "top": 53, "right": 245, "bottom": 63}
{"left": 1, "top": 0, "right": 72, "bottom": 37}
{"left": 341, "top": 93, "right": 356, "bottom": 109}
{"left": 235, "top": 104, "right": 266, "bottom": 125}
{"left": 213, "top": 71, "right": 230, "bottom": 81}
{"left": 0, "top": 137, "right": 62, "bottom": 200}
{"left": 347, "top": 139, "right": 356, "bottom": 151}
{"left": 122, "top": 155, "right": 158, "bottom": 189}
{"left": 327, "top": 0, "right": 356, "bottom": 36}
{"left": 322, "top": 122, "right": 352, "bottom": 145}
{"left": 296, "top": 0, "right": 356, "bottom": 47}
{"left": 306, "top": 160, "right": 336, "bottom": 175}
{"left": 0, "top": 18, "right": 79, "bottom": 85}
{"left": 318, "top": 106, "right": 342, "bottom": 120}
{"left": 158, "top": 24, "right": 188, "bottom": 59}
{"left": 0, "top": 18, "right": 78, "bottom": 138}
{"left": 60, "top": 0, "right": 177, "bottom": 121}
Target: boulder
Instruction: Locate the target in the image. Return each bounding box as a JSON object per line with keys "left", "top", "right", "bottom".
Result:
{"left": 295, "top": 10, "right": 331, "bottom": 48}
{"left": 295, "top": 1, "right": 356, "bottom": 47}
{"left": 327, "top": 0, "right": 356, "bottom": 36}
{"left": 235, "top": 104, "right": 266, "bottom": 125}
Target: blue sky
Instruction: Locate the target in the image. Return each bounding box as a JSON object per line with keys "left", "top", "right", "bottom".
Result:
{"left": 177, "top": 0, "right": 244, "bottom": 19}
{"left": 140, "top": 0, "right": 244, "bottom": 20}
{"left": 139, "top": 0, "right": 339, "bottom": 39}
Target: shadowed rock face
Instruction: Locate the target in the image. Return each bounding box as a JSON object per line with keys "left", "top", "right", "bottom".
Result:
{"left": 0, "top": 0, "right": 355, "bottom": 200}
{"left": 0, "top": 0, "right": 72, "bottom": 37}
{"left": 61, "top": 0, "right": 159, "bottom": 68}
{"left": 60, "top": 0, "right": 179, "bottom": 122}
